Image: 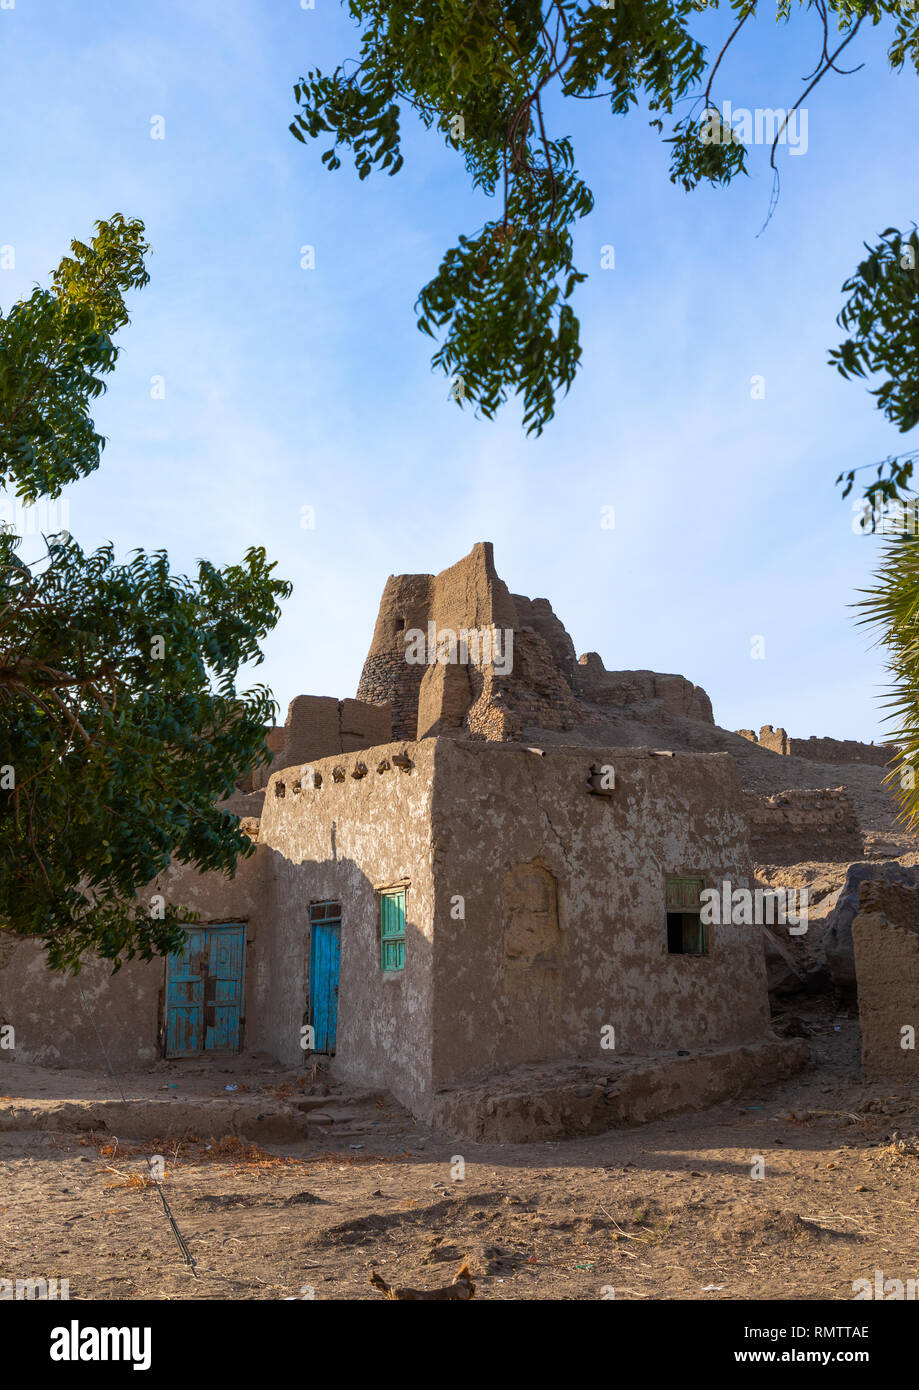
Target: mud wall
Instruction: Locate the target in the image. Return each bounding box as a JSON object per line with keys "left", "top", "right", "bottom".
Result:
{"left": 735, "top": 725, "right": 893, "bottom": 766}
{"left": 0, "top": 848, "right": 268, "bottom": 1071}
{"left": 789, "top": 735, "right": 894, "bottom": 766}
{"left": 853, "top": 881, "right": 919, "bottom": 1080}
{"left": 356, "top": 542, "right": 588, "bottom": 742}
{"left": 428, "top": 742, "right": 770, "bottom": 1093}
{"left": 744, "top": 786, "right": 861, "bottom": 863}
{"left": 257, "top": 741, "right": 437, "bottom": 1114}
{"left": 576, "top": 659, "right": 714, "bottom": 723}
{"left": 245, "top": 696, "right": 392, "bottom": 791}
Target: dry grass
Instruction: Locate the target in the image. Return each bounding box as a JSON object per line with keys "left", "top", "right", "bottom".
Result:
{"left": 75, "top": 1131, "right": 411, "bottom": 1178}
{"left": 878, "top": 1131, "right": 919, "bottom": 1165}
{"left": 264, "top": 1079, "right": 311, "bottom": 1099}
{"left": 102, "top": 1168, "right": 161, "bottom": 1191}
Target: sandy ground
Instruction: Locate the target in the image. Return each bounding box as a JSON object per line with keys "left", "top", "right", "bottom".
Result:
{"left": 2, "top": 1001, "right": 917, "bottom": 1301}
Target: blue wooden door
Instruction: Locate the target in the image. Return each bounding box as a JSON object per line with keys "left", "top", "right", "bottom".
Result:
{"left": 165, "top": 928, "right": 207, "bottom": 1057}
{"left": 309, "top": 919, "right": 341, "bottom": 1054}
{"left": 206, "top": 926, "right": 245, "bottom": 1052}
{"left": 165, "top": 925, "right": 245, "bottom": 1057}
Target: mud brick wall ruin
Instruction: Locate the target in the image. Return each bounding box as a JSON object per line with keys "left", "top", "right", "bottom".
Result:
{"left": 354, "top": 542, "right": 720, "bottom": 745}
{"left": 355, "top": 571, "right": 437, "bottom": 739}
{"left": 356, "top": 542, "right": 587, "bottom": 742}
{"left": 853, "top": 881, "right": 919, "bottom": 1080}
{"left": 789, "top": 735, "right": 894, "bottom": 766}
{"left": 735, "top": 724, "right": 894, "bottom": 766}
{"left": 574, "top": 655, "right": 714, "bottom": 722}
{"left": 465, "top": 625, "right": 585, "bottom": 740}
{"left": 240, "top": 541, "right": 721, "bottom": 790}
{"left": 744, "top": 786, "right": 862, "bottom": 863}
{"left": 241, "top": 695, "right": 392, "bottom": 792}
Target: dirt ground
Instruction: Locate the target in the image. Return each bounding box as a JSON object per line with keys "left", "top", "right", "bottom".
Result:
{"left": 2, "top": 998, "right": 917, "bottom": 1302}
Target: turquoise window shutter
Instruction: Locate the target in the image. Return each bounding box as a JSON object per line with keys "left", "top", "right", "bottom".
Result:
{"left": 380, "top": 890, "right": 406, "bottom": 971}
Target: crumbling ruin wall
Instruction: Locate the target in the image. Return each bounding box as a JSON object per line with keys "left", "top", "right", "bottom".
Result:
{"left": 470, "top": 627, "right": 586, "bottom": 739}
{"left": 247, "top": 696, "right": 392, "bottom": 790}
{"left": 744, "top": 786, "right": 862, "bottom": 864}
{"left": 735, "top": 725, "right": 893, "bottom": 765}
{"left": 355, "top": 572, "right": 435, "bottom": 738}
{"left": 736, "top": 725, "right": 790, "bottom": 755}
{"left": 575, "top": 657, "right": 714, "bottom": 723}
{"left": 853, "top": 880, "right": 919, "bottom": 1080}
{"left": 511, "top": 593, "right": 578, "bottom": 685}
{"left": 356, "top": 542, "right": 520, "bottom": 739}
{"left": 416, "top": 659, "right": 472, "bottom": 739}
{"left": 355, "top": 542, "right": 585, "bottom": 742}
{"left": 789, "top": 735, "right": 894, "bottom": 765}
{"left": 355, "top": 546, "right": 520, "bottom": 738}
{"left": 465, "top": 673, "right": 521, "bottom": 742}
{"left": 355, "top": 542, "right": 725, "bottom": 745}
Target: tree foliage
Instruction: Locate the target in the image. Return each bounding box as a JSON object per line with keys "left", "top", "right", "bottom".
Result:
{"left": 832, "top": 224, "right": 919, "bottom": 825}
{"left": 0, "top": 214, "right": 150, "bottom": 502}
{"left": 832, "top": 227, "right": 919, "bottom": 437}
{"left": 0, "top": 220, "right": 290, "bottom": 971}
{"left": 858, "top": 538, "right": 919, "bottom": 829}
{"left": 290, "top": 0, "right": 918, "bottom": 433}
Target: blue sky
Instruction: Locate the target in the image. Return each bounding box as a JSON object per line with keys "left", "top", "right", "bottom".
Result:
{"left": 1, "top": 0, "right": 915, "bottom": 741}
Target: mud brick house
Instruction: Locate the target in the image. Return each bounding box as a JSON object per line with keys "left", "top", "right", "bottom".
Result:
{"left": 0, "top": 543, "right": 806, "bottom": 1131}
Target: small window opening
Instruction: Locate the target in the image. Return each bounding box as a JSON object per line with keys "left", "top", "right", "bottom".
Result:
{"left": 379, "top": 889, "right": 406, "bottom": 972}
{"left": 310, "top": 900, "right": 341, "bottom": 923}
{"left": 665, "top": 875, "right": 707, "bottom": 955}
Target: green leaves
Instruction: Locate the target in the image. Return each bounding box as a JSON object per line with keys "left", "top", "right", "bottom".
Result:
{"left": 564, "top": 0, "right": 707, "bottom": 115}
{"left": 836, "top": 453, "right": 917, "bottom": 505}
{"left": 416, "top": 170, "right": 591, "bottom": 435}
{"left": 857, "top": 532, "right": 919, "bottom": 831}
{"left": 51, "top": 214, "right": 150, "bottom": 336}
{"left": 832, "top": 217, "right": 919, "bottom": 832}
{"left": 830, "top": 226, "right": 919, "bottom": 435}
{"left": 0, "top": 215, "right": 149, "bottom": 503}
{"left": 289, "top": 3, "right": 609, "bottom": 432}
{"left": 289, "top": 1, "right": 893, "bottom": 434}
{"left": 667, "top": 109, "right": 749, "bottom": 190}
{"left": 291, "top": 67, "right": 402, "bottom": 181}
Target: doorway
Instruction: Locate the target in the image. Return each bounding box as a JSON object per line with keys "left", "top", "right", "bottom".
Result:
{"left": 165, "top": 924, "right": 246, "bottom": 1058}
{"left": 309, "top": 902, "right": 341, "bottom": 1054}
